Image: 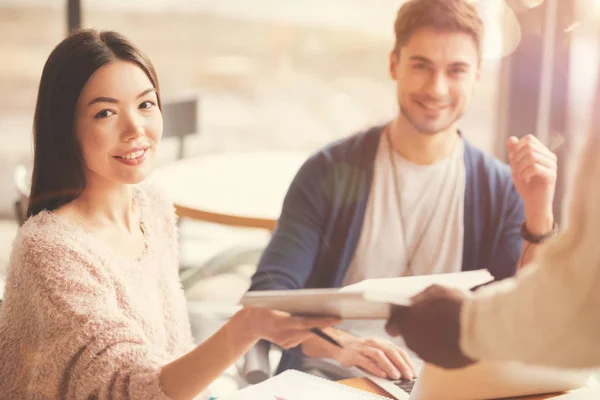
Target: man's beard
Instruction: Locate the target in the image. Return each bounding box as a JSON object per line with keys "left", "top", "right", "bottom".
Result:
{"left": 399, "top": 101, "right": 462, "bottom": 135}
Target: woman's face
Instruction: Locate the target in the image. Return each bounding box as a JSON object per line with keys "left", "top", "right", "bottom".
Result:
{"left": 74, "top": 60, "right": 162, "bottom": 187}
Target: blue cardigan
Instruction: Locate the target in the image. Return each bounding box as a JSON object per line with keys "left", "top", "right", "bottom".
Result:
{"left": 249, "top": 125, "right": 524, "bottom": 372}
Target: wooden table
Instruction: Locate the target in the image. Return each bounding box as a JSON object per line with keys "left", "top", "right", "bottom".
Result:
{"left": 341, "top": 378, "right": 395, "bottom": 399}
{"left": 150, "top": 152, "right": 308, "bottom": 231}
{"left": 339, "top": 377, "right": 588, "bottom": 399}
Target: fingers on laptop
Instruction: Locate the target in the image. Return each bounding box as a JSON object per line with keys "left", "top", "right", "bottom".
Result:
{"left": 338, "top": 341, "right": 397, "bottom": 379}
{"left": 363, "top": 338, "right": 417, "bottom": 380}
{"left": 358, "top": 355, "right": 389, "bottom": 379}
{"left": 341, "top": 337, "right": 417, "bottom": 380}
{"left": 363, "top": 347, "right": 401, "bottom": 379}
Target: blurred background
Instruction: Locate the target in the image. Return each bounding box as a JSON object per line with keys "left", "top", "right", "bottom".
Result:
{"left": 1, "top": 0, "right": 599, "bottom": 395}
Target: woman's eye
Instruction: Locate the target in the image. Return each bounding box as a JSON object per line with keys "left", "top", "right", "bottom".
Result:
{"left": 140, "top": 101, "right": 155, "bottom": 110}
{"left": 94, "top": 109, "right": 114, "bottom": 119}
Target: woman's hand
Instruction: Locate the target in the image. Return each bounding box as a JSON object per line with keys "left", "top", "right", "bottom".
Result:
{"left": 334, "top": 335, "right": 417, "bottom": 380}
{"left": 235, "top": 307, "right": 340, "bottom": 349}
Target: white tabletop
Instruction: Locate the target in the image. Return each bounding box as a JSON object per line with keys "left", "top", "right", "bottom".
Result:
{"left": 150, "top": 152, "right": 309, "bottom": 231}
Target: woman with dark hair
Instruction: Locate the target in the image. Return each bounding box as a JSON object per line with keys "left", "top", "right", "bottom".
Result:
{"left": 0, "top": 29, "right": 337, "bottom": 399}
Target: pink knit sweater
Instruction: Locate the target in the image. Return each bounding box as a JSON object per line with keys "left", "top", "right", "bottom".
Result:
{"left": 0, "top": 185, "right": 198, "bottom": 399}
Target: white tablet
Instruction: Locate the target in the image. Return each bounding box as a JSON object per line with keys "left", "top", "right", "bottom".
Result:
{"left": 239, "top": 270, "right": 493, "bottom": 319}
{"left": 240, "top": 288, "right": 392, "bottom": 319}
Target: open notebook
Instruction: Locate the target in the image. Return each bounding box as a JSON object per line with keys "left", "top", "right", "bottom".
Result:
{"left": 221, "top": 370, "right": 389, "bottom": 399}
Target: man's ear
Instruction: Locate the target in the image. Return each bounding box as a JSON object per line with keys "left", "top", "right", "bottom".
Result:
{"left": 390, "top": 50, "right": 400, "bottom": 80}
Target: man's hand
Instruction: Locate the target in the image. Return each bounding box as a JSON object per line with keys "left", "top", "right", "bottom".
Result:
{"left": 334, "top": 336, "right": 417, "bottom": 380}
{"left": 507, "top": 135, "right": 557, "bottom": 234}
{"left": 384, "top": 285, "right": 476, "bottom": 369}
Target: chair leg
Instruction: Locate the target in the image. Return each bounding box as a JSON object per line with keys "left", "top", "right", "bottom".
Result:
{"left": 241, "top": 340, "right": 273, "bottom": 384}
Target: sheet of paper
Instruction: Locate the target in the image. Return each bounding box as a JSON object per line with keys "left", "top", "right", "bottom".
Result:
{"left": 221, "top": 369, "right": 388, "bottom": 400}
{"left": 340, "top": 269, "right": 493, "bottom": 306}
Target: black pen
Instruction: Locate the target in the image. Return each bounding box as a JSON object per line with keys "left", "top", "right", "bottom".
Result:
{"left": 470, "top": 279, "right": 495, "bottom": 291}
{"left": 309, "top": 327, "right": 344, "bottom": 348}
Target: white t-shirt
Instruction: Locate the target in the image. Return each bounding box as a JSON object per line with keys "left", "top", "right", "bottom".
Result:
{"left": 337, "top": 134, "right": 467, "bottom": 344}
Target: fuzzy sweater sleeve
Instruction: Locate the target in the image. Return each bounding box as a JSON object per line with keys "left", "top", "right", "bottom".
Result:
{"left": 140, "top": 183, "right": 197, "bottom": 352}
{"left": 15, "top": 235, "right": 173, "bottom": 400}
{"left": 460, "top": 131, "right": 600, "bottom": 369}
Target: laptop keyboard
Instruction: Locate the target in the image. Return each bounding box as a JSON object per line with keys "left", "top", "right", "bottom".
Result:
{"left": 392, "top": 378, "right": 417, "bottom": 394}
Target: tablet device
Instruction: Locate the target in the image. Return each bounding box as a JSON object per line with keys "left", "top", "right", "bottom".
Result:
{"left": 240, "top": 288, "right": 393, "bottom": 319}
{"left": 239, "top": 270, "right": 493, "bottom": 319}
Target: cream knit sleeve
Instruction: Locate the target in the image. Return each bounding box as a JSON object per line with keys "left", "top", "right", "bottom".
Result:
{"left": 460, "top": 131, "right": 600, "bottom": 369}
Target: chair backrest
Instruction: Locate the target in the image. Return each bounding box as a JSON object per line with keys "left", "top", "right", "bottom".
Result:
{"left": 13, "top": 164, "right": 30, "bottom": 226}
{"left": 161, "top": 93, "right": 201, "bottom": 160}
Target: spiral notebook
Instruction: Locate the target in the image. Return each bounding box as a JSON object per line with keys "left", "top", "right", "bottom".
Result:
{"left": 221, "top": 369, "right": 390, "bottom": 399}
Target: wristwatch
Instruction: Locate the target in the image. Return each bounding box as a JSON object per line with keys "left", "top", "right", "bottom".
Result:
{"left": 520, "top": 221, "right": 558, "bottom": 244}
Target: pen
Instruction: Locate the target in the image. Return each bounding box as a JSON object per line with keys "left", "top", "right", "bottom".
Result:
{"left": 469, "top": 279, "right": 495, "bottom": 291}
{"left": 309, "top": 327, "right": 344, "bottom": 348}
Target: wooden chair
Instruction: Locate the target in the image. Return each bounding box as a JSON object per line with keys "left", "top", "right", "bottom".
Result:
{"left": 2, "top": 164, "right": 30, "bottom": 305}
{"left": 160, "top": 93, "right": 268, "bottom": 291}
{"left": 13, "top": 164, "right": 29, "bottom": 227}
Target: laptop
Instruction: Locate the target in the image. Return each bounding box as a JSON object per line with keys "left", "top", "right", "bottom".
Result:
{"left": 365, "top": 361, "right": 594, "bottom": 400}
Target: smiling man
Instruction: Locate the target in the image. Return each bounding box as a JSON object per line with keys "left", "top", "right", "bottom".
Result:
{"left": 249, "top": 0, "right": 558, "bottom": 381}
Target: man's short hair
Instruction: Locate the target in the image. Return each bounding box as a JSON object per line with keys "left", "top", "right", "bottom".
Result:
{"left": 393, "top": 0, "right": 484, "bottom": 60}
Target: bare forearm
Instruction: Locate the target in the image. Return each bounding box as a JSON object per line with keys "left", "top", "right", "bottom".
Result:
{"left": 160, "top": 312, "right": 259, "bottom": 400}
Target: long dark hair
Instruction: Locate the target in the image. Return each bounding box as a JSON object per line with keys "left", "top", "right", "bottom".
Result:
{"left": 27, "top": 29, "right": 161, "bottom": 218}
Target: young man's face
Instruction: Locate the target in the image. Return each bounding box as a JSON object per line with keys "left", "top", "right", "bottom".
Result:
{"left": 390, "top": 27, "right": 480, "bottom": 135}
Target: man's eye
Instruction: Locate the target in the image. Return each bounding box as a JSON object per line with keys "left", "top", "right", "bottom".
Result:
{"left": 94, "top": 110, "right": 114, "bottom": 119}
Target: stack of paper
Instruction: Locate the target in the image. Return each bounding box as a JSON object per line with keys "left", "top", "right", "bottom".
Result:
{"left": 342, "top": 269, "right": 493, "bottom": 306}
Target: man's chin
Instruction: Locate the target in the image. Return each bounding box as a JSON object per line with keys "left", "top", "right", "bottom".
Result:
{"left": 413, "top": 114, "right": 463, "bottom": 135}
{"left": 401, "top": 108, "right": 459, "bottom": 135}
{"left": 417, "top": 126, "right": 445, "bottom": 135}
{"left": 413, "top": 122, "right": 453, "bottom": 135}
